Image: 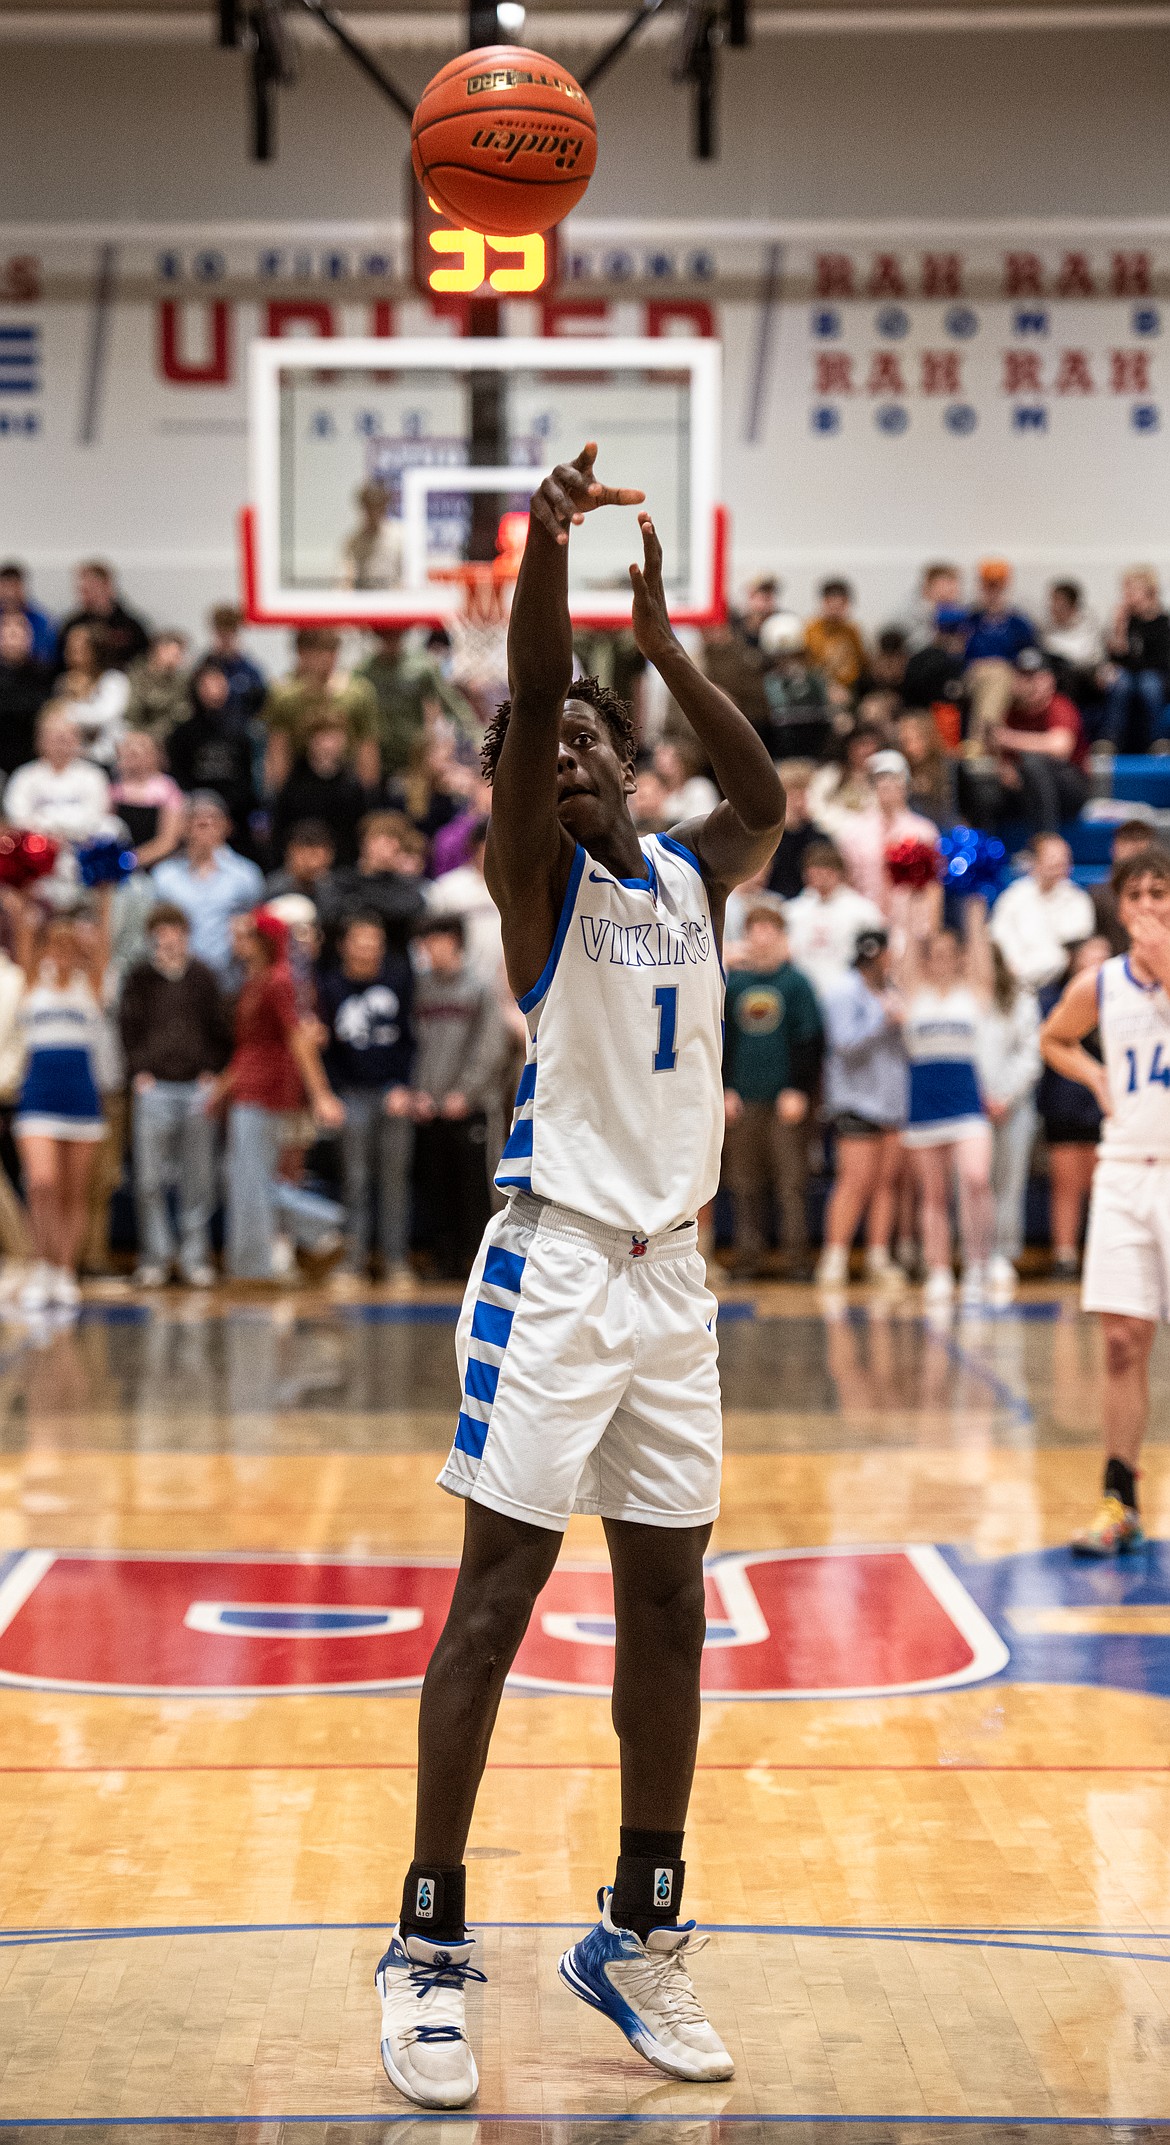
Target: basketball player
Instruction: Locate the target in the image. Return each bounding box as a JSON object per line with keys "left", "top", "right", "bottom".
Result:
{"left": 1040, "top": 843, "right": 1170, "bottom": 1555}
{"left": 374, "top": 445, "right": 786, "bottom": 2106}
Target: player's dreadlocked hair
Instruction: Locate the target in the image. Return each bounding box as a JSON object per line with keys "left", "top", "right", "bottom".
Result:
{"left": 480, "top": 674, "right": 637, "bottom": 785}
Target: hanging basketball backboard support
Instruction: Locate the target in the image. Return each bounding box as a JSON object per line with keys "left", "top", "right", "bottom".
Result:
{"left": 241, "top": 335, "right": 727, "bottom": 630}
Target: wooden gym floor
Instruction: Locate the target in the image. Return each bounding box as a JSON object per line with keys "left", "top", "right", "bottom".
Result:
{"left": 0, "top": 1278, "right": 1169, "bottom": 2139}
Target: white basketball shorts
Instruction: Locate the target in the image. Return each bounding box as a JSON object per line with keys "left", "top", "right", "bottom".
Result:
{"left": 1082, "top": 1158, "right": 1170, "bottom": 1322}
{"left": 438, "top": 1193, "right": 723, "bottom": 1532}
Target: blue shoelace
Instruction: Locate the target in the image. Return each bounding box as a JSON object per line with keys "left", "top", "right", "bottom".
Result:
{"left": 406, "top": 1951, "right": 487, "bottom": 2043}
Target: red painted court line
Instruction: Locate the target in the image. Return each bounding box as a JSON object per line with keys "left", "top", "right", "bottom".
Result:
{"left": 1, "top": 1760, "right": 1169, "bottom": 1775}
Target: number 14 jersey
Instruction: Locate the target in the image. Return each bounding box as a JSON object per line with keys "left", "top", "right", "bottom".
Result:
{"left": 495, "top": 833, "right": 726, "bottom": 1234}
{"left": 1098, "top": 954, "right": 1170, "bottom": 1161}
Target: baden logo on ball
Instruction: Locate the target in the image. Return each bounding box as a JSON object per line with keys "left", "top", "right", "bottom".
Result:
{"left": 411, "top": 43, "right": 598, "bottom": 236}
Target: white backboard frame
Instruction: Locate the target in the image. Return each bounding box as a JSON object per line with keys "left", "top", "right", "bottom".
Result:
{"left": 244, "top": 336, "right": 724, "bottom": 628}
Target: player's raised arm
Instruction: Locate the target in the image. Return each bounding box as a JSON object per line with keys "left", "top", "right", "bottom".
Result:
{"left": 628, "top": 515, "right": 786, "bottom": 895}
{"left": 1039, "top": 966, "right": 1111, "bottom": 1113}
{"left": 484, "top": 444, "right": 644, "bottom": 993}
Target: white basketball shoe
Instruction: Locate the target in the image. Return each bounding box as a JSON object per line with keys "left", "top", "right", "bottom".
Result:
{"left": 559, "top": 1887, "right": 734, "bottom": 2081}
{"left": 375, "top": 1926, "right": 483, "bottom": 2107}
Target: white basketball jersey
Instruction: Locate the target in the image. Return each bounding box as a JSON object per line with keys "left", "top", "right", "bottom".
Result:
{"left": 1097, "top": 955, "right": 1170, "bottom": 1161}
{"left": 495, "top": 834, "right": 725, "bottom": 1234}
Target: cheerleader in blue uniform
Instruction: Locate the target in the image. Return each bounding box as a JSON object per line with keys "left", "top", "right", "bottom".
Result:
{"left": 895, "top": 884, "right": 996, "bottom": 1309}
{"left": 3, "top": 884, "right": 113, "bottom": 1312}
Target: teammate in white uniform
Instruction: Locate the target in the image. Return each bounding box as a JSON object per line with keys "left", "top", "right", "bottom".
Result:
{"left": 1040, "top": 843, "right": 1170, "bottom": 1555}
{"left": 374, "top": 447, "right": 786, "bottom": 2106}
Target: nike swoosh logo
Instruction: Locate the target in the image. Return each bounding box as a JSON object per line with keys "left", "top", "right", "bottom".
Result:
{"left": 588, "top": 871, "right": 611, "bottom": 884}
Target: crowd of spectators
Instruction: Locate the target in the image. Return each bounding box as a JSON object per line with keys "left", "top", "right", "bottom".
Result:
{"left": 0, "top": 548, "right": 1160, "bottom": 1312}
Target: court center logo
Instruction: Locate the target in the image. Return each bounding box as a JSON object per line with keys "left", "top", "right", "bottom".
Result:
{"left": 10, "top": 1541, "right": 1168, "bottom": 1700}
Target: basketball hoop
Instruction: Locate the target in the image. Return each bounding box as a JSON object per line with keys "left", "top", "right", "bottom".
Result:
{"left": 429, "top": 512, "right": 525, "bottom": 714}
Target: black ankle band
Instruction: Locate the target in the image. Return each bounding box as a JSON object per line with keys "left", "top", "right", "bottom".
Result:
{"left": 611, "top": 1851, "right": 686, "bottom": 1937}
{"left": 400, "top": 1861, "right": 466, "bottom": 1943}
{"left": 620, "top": 1826, "right": 685, "bottom": 1863}
{"left": 1105, "top": 1457, "right": 1138, "bottom": 1510}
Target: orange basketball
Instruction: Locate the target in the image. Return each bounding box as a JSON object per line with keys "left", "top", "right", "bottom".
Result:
{"left": 411, "top": 45, "right": 597, "bottom": 237}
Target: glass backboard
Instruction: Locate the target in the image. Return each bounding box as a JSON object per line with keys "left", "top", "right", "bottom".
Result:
{"left": 244, "top": 337, "right": 723, "bottom": 626}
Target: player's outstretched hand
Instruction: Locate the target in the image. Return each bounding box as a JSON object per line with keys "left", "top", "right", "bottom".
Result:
{"left": 529, "top": 441, "right": 645, "bottom": 545}
{"left": 629, "top": 512, "right": 677, "bottom": 662}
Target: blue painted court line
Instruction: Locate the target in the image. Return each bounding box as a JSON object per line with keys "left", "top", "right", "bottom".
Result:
{"left": 3, "top": 1918, "right": 1167, "bottom": 1967}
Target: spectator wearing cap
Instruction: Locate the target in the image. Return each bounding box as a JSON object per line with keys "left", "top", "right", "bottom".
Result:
{"left": 701, "top": 577, "right": 798, "bottom": 732}
{"left": 0, "top": 609, "right": 55, "bottom": 776}
{"left": 209, "top": 907, "right": 344, "bottom": 1280}
{"left": 816, "top": 925, "right": 909, "bottom": 1289}
{"left": 263, "top": 629, "right": 381, "bottom": 793}
{"left": 266, "top": 820, "right": 337, "bottom": 905}
{"left": 268, "top": 715, "right": 375, "bottom": 871}
{"left": 964, "top": 559, "right": 1037, "bottom": 750}
{"left": 57, "top": 560, "right": 150, "bottom": 672}
{"left": 318, "top": 911, "right": 415, "bottom": 1283}
{"left": 200, "top": 606, "right": 268, "bottom": 726}
{"left": 902, "top": 606, "right": 970, "bottom": 714}
{"left": 984, "top": 650, "right": 1090, "bottom": 833}
{"left": 1099, "top": 567, "right": 1170, "bottom": 751}
{"left": 150, "top": 791, "right": 265, "bottom": 983}
{"left": 0, "top": 562, "right": 56, "bottom": 666}
{"left": 803, "top": 579, "right": 869, "bottom": 698}
{"left": 835, "top": 750, "right": 940, "bottom": 915}
{"left": 722, "top": 902, "right": 823, "bottom": 1279}
{"left": 263, "top": 892, "right": 321, "bottom": 1015}
{"left": 989, "top": 833, "right": 1095, "bottom": 990}
{"left": 759, "top": 617, "right": 832, "bottom": 762}
{"left": 784, "top": 840, "right": 886, "bottom": 1004}
{"left": 119, "top": 903, "right": 234, "bottom": 1287}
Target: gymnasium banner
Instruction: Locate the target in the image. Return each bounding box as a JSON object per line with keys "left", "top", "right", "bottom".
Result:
{"left": 4, "top": 220, "right": 1170, "bottom": 633}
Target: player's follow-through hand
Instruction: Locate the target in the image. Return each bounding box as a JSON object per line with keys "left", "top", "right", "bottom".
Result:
{"left": 629, "top": 511, "right": 677, "bottom": 663}
{"left": 529, "top": 441, "right": 645, "bottom": 545}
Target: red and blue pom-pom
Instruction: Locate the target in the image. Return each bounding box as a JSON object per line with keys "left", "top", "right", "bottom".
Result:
{"left": 884, "top": 836, "right": 940, "bottom": 890}
{"left": 0, "top": 830, "right": 60, "bottom": 888}
{"left": 75, "top": 833, "right": 138, "bottom": 888}
{"left": 939, "top": 825, "right": 1007, "bottom": 899}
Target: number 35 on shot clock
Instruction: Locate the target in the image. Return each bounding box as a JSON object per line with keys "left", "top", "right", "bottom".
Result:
{"left": 411, "top": 179, "right": 559, "bottom": 300}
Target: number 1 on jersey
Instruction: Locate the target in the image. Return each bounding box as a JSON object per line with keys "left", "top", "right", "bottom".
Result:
{"left": 652, "top": 984, "right": 679, "bottom": 1073}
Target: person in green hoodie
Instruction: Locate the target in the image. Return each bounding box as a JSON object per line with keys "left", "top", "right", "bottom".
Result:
{"left": 723, "top": 899, "right": 823, "bottom": 1278}
{"left": 357, "top": 628, "right": 477, "bottom": 777}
